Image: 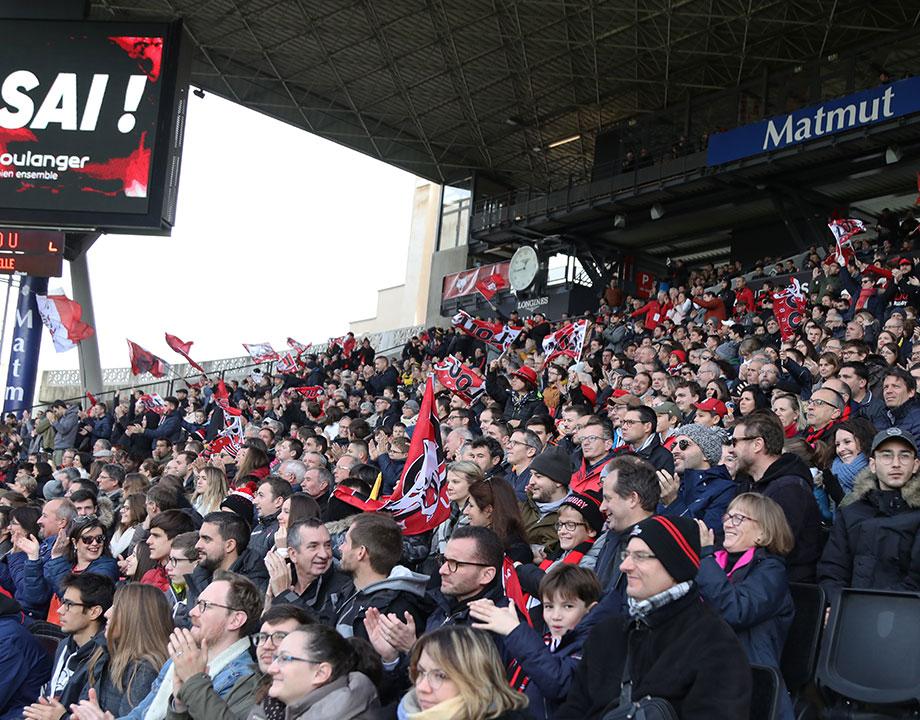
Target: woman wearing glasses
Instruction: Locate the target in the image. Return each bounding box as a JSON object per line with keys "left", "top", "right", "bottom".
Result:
{"left": 696, "top": 493, "right": 795, "bottom": 719}
{"left": 25, "top": 516, "right": 119, "bottom": 621}
{"left": 255, "top": 624, "right": 381, "bottom": 720}
{"left": 397, "top": 625, "right": 529, "bottom": 720}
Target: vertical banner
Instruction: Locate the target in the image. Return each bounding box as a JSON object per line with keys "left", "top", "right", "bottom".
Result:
{"left": 3, "top": 276, "right": 47, "bottom": 414}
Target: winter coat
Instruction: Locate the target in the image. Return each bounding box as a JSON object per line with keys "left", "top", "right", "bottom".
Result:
{"left": 0, "top": 550, "right": 47, "bottom": 618}
{"left": 51, "top": 406, "right": 80, "bottom": 450}
{"left": 248, "top": 672, "right": 379, "bottom": 720}
{"left": 504, "top": 615, "right": 592, "bottom": 720}
{"left": 377, "top": 454, "right": 406, "bottom": 496}
{"left": 31, "top": 414, "right": 55, "bottom": 452}
{"left": 43, "top": 630, "right": 107, "bottom": 709}
{"left": 21, "top": 554, "right": 119, "bottom": 612}
{"left": 556, "top": 587, "right": 752, "bottom": 720}
{"left": 367, "top": 367, "right": 400, "bottom": 396}
{"left": 75, "top": 637, "right": 160, "bottom": 716}
{"left": 660, "top": 464, "right": 737, "bottom": 534}
{"left": 696, "top": 547, "right": 794, "bottom": 670}
{"left": 0, "top": 593, "right": 52, "bottom": 720}
{"left": 184, "top": 549, "right": 269, "bottom": 607}
{"left": 334, "top": 566, "right": 432, "bottom": 640}
{"left": 881, "top": 396, "right": 920, "bottom": 439}
{"left": 630, "top": 299, "right": 667, "bottom": 330}
{"left": 272, "top": 566, "right": 353, "bottom": 626}
{"left": 248, "top": 511, "right": 280, "bottom": 564}
{"left": 485, "top": 372, "right": 547, "bottom": 427}
{"left": 520, "top": 497, "right": 561, "bottom": 551}
{"left": 506, "top": 466, "right": 532, "bottom": 502}
{"left": 141, "top": 408, "right": 184, "bottom": 445}
{"left": 632, "top": 433, "right": 676, "bottom": 474}
{"left": 752, "top": 454, "right": 822, "bottom": 583}
{"left": 817, "top": 466, "right": 920, "bottom": 599}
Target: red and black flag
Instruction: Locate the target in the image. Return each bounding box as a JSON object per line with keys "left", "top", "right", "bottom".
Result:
{"left": 772, "top": 279, "right": 808, "bottom": 341}
{"left": 127, "top": 339, "right": 171, "bottom": 378}
{"left": 433, "top": 355, "right": 485, "bottom": 405}
{"left": 333, "top": 377, "right": 451, "bottom": 535}
{"left": 165, "top": 333, "right": 206, "bottom": 373}
{"left": 475, "top": 272, "right": 509, "bottom": 302}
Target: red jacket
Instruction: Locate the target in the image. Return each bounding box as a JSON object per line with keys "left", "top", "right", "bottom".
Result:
{"left": 691, "top": 296, "right": 727, "bottom": 322}
{"left": 630, "top": 300, "right": 669, "bottom": 330}
{"left": 735, "top": 286, "right": 755, "bottom": 313}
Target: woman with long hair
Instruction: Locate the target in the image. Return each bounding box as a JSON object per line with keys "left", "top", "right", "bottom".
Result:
{"left": 110, "top": 493, "right": 147, "bottom": 559}
{"left": 737, "top": 386, "right": 769, "bottom": 418}
{"left": 464, "top": 479, "right": 530, "bottom": 564}
{"left": 429, "top": 461, "right": 480, "bottom": 565}
{"left": 273, "top": 493, "right": 322, "bottom": 554}
{"left": 819, "top": 418, "right": 876, "bottom": 505}
{"left": 813, "top": 352, "right": 841, "bottom": 390}
{"left": 0, "top": 506, "right": 43, "bottom": 617}
{"left": 191, "top": 466, "right": 229, "bottom": 516}
{"left": 82, "top": 583, "right": 172, "bottom": 715}
{"left": 255, "top": 624, "right": 381, "bottom": 720}
{"left": 237, "top": 445, "right": 272, "bottom": 482}
{"left": 398, "top": 625, "right": 529, "bottom": 720}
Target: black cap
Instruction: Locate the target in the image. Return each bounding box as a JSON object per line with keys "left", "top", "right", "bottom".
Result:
{"left": 870, "top": 427, "right": 918, "bottom": 456}
{"left": 529, "top": 446, "right": 573, "bottom": 487}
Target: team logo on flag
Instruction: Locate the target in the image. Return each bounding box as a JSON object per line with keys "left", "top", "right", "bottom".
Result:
{"left": 243, "top": 343, "right": 279, "bottom": 363}
{"left": 451, "top": 310, "right": 522, "bottom": 352}
{"left": 827, "top": 218, "right": 866, "bottom": 266}
{"left": 139, "top": 393, "right": 168, "bottom": 415}
{"left": 772, "top": 279, "right": 808, "bottom": 340}
{"left": 433, "top": 355, "right": 485, "bottom": 405}
{"left": 542, "top": 319, "right": 589, "bottom": 366}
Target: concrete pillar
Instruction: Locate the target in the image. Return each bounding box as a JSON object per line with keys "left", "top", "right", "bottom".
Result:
{"left": 69, "top": 249, "right": 103, "bottom": 400}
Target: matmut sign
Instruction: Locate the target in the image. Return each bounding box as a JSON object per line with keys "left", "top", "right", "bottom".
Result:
{"left": 707, "top": 76, "right": 920, "bottom": 166}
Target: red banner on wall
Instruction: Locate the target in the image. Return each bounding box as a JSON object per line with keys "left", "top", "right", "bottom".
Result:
{"left": 442, "top": 262, "right": 510, "bottom": 301}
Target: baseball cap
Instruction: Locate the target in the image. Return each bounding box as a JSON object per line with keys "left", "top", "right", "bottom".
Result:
{"left": 654, "top": 401, "right": 682, "bottom": 420}
{"left": 870, "top": 427, "right": 918, "bottom": 456}
{"left": 695, "top": 398, "right": 727, "bottom": 418}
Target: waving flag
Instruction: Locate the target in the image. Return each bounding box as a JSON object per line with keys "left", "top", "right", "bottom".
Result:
{"left": 542, "top": 319, "right": 589, "bottom": 366}
{"left": 290, "top": 386, "right": 324, "bottom": 400}
{"left": 828, "top": 218, "right": 866, "bottom": 266}
{"left": 165, "top": 333, "right": 206, "bottom": 373}
{"left": 243, "top": 342, "right": 278, "bottom": 363}
{"left": 329, "top": 333, "right": 356, "bottom": 358}
{"left": 333, "top": 377, "right": 450, "bottom": 534}
{"left": 139, "top": 393, "right": 168, "bottom": 415}
{"left": 127, "top": 340, "right": 171, "bottom": 378}
{"left": 433, "top": 355, "right": 485, "bottom": 404}
{"left": 35, "top": 290, "right": 94, "bottom": 352}
{"left": 274, "top": 352, "right": 300, "bottom": 374}
{"left": 287, "top": 337, "right": 312, "bottom": 355}
{"left": 475, "top": 272, "right": 509, "bottom": 302}
{"left": 772, "top": 279, "right": 808, "bottom": 340}
{"left": 451, "top": 310, "right": 522, "bottom": 352}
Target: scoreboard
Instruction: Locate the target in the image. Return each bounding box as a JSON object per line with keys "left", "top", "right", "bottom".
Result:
{"left": 0, "top": 228, "right": 63, "bottom": 277}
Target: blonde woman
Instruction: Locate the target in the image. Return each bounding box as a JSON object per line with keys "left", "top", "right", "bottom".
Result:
{"left": 191, "top": 466, "right": 229, "bottom": 516}
{"left": 771, "top": 392, "right": 805, "bottom": 439}
{"left": 428, "top": 461, "right": 480, "bottom": 564}
{"left": 82, "top": 583, "right": 172, "bottom": 715}
{"left": 400, "top": 625, "right": 529, "bottom": 720}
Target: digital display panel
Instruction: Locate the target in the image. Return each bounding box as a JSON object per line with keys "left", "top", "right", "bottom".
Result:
{"left": 0, "top": 19, "right": 190, "bottom": 233}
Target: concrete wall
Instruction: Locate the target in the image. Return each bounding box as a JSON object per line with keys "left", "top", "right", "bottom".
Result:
{"left": 425, "top": 244, "right": 469, "bottom": 327}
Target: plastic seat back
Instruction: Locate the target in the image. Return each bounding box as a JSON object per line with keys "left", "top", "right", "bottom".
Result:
{"left": 749, "top": 664, "right": 781, "bottom": 720}
{"left": 816, "top": 588, "right": 920, "bottom": 706}
{"left": 781, "top": 583, "right": 826, "bottom": 693}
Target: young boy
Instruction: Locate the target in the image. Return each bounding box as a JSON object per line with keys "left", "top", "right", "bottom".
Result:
{"left": 469, "top": 564, "right": 601, "bottom": 719}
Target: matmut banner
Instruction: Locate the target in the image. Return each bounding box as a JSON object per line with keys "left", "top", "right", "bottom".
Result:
{"left": 442, "top": 261, "right": 510, "bottom": 301}
{"left": 0, "top": 21, "right": 172, "bottom": 215}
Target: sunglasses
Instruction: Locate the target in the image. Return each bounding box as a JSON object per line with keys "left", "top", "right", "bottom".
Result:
{"left": 80, "top": 534, "right": 105, "bottom": 546}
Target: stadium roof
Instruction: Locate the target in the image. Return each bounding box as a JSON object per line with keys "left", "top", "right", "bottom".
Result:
{"left": 91, "top": 0, "right": 920, "bottom": 192}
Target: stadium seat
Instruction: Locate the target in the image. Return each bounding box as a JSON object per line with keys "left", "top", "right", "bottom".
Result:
{"left": 781, "top": 583, "right": 826, "bottom": 719}
{"left": 28, "top": 620, "right": 64, "bottom": 659}
{"left": 749, "top": 664, "right": 782, "bottom": 720}
{"left": 816, "top": 588, "right": 920, "bottom": 714}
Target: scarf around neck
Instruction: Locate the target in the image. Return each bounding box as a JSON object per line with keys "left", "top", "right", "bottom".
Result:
{"left": 627, "top": 580, "right": 693, "bottom": 620}
{"left": 832, "top": 453, "right": 868, "bottom": 494}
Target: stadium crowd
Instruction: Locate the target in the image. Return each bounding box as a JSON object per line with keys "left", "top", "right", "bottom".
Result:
{"left": 0, "top": 223, "right": 919, "bottom": 720}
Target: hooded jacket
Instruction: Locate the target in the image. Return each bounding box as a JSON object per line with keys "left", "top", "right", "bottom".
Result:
{"left": 660, "top": 464, "right": 737, "bottom": 534}
{"left": 334, "top": 566, "right": 431, "bottom": 640}
{"left": 247, "top": 672, "right": 379, "bottom": 720}
{"left": 0, "top": 590, "right": 52, "bottom": 720}
{"left": 556, "top": 587, "right": 752, "bottom": 720}
{"left": 752, "top": 454, "right": 822, "bottom": 583}
{"left": 818, "top": 466, "right": 920, "bottom": 598}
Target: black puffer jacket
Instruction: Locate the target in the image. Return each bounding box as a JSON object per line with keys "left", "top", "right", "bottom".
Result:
{"left": 752, "top": 454, "right": 822, "bottom": 582}
{"left": 485, "top": 369, "right": 547, "bottom": 425}
{"left": 556, "top": 587, "right": 752, "bottom": 720}
{"left": 818, "top": 466, "right": 920, "bottom": 600}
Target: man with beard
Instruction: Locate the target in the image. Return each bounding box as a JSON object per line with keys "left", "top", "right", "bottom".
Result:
{"left": 731, "top": 411, "right": 822, "bottom": 582}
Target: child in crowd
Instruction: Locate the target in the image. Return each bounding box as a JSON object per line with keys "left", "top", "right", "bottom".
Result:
{"left": 468, "top": 564, "right": 600, "bottom": 720}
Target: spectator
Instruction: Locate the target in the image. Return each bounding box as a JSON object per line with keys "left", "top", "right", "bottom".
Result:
{"left": 620, "top": 405, "right": 676, "bottom": 472}
{"left": 257, "top": 625, "right": 381, "bottom": 720}
{"left": 190, "top": 467, "right": 229, "bottom": 516}
{"left": 880, "top": 366, "right": 920, "bottom": 437}
{"left": 96, "top": 464, "right": 125, "bottom": 509}
{"left": 658, "top": 424, "right": 736, "bottom": 534}
{"left": 557, "top": 515, "right": 752, "bottom": 719}
{"left": 464, "top": 479, "right": 531, "bottom": 564}
{"left": 144, "top": 510, "right": 197, "bottom": 592}
{"left": 818, "top": 427, "right": 920, "bottom": 598}
{"left": 249, "top": 605, "right": 316, "bottom": 720}
{"left": 520, "top": 447, "right": 571, "bottom": 552}
{"left": 166, "top": 532, "right": 199, "bottom": 625}
{"left": 570, "top": 418, "right": 615, "bottom": 494}
{"left": 250, "top": 478, "right": 293, "bottom": 561}
{"left": 397, "top": 626, "right": 528, "bottom": 720}
{"left": 504, "top": 429, "right": 542, "bottom": 501}
{"left": 49, "top": 401, "right": 80, "bottom": 467}
{"left": 485, "top": 363, "right": 546, "bottom": 428}
{"left": 730, "top": 411, "right": 823, "bottom": 582}
{"left": 0, "top": 586, "right": 52, "bottom": 719}
{"left": 0, "top": 506, "right": 42, "bottom": 616}
{"left": 431, "top": 461, "right": 478, "bottom": 564}
{"left": 187, "top": 512, "right": 269, "bottom": 607}
{"left": 110, "top": 493, "right": 147, "bottom": 559}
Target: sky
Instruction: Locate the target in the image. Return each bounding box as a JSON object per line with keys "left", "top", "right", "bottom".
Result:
{"left": 0, "top": 90, "right": 419, "bottom": 386}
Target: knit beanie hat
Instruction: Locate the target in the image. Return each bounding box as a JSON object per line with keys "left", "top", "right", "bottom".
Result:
{"left": 529, "top": 446, "right": 573, "bottom": 487}
{"left": 220, "top": 493, "right": 254, "bottom": 527}
{"left": 561, "top": 489, "right": 605, "bottom": 534}
{"left": 673, "top": 423, "right": 725, "bottom": 467}
{"left": 629, "top": 515, "right": 701, "bottom": 583}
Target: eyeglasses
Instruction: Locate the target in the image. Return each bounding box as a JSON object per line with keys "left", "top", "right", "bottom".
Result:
{"left": 580, "top": 435, "right": 606, "bottom": 443}
{"left": 874, "top": 449, "right": 916, "bottom": 463}
{"left": 441, "top": 557, "right": 491, "bottom": 573}
{"left": 194, "top": 600, "right": 240, "bottom": 614}
{"left": 59, "top": 599, "right": 88, "bottom": 612}
{"left": 167, "top": 555, "right": 195, "bottom": 566}
{"left": 676, "top": 439, "right": 695, "bottom": 451}
{"left": 729, "top": 436, "right": 760, "bottom": 447}
{"left": 620, "top": 418, "right": 646, "bottom": 426}
{"left": 724, "top": 511, "right": 757, "bottom": 527}
{"left": 271, "top": 652, "right": 317, "bottom": 666}
{"left": 619, "top": 550, "right": 657, "bottom": 563}
{"left": 807, "top": 397, "right": 838, "bottom": 409}
{"left": 73, "top": 514, "right": 99, "bottom": 527}
{"left": 255, "top": 631, "right": 290, "bottom": 646}
{"left": 79, "top": 534, "right": 105, "bottom": 546}
{"left": 555, "top": 521, "right": 587, "bottom": 532}
{"left": 413, "top": 667, "right": 450, "bottom": 690}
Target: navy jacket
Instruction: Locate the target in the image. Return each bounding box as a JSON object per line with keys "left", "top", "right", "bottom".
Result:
{"left": 882, "top": 396, "right": 920, "bottom": 439}
{"left": 141, "top": 408, "right": 184, "bottom": 444}
{"left": 0, "top": 594, "right": 52, "bottom": 720}
{"left": 696, "top": 547, "right": 794, "bottom": 670}
{"left": 660, "top": 464, "right": 737, "bottom": 534}
{"left": 633, "top": 433, "right": 676, "bottom": 474}
{"left": 377, "top": 454, "right": 406, "bottom": 496}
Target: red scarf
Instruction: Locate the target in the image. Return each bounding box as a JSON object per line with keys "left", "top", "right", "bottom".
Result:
{"left": 539, "top": 538, "right": 596, "bottom": 571}
{"left": 784, "top": 422, "right": 798, "bottom": 439}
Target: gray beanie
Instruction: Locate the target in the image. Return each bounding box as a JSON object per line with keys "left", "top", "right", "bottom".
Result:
{"left": 673, "top": 424, "right": 725, "bottom": 467}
